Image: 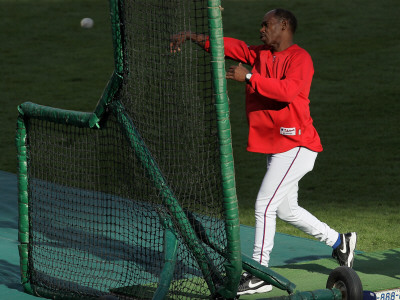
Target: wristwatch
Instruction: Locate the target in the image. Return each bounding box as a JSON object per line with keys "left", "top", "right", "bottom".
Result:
{"left": 245, "top": 73, "right": 252, "bottom": 84}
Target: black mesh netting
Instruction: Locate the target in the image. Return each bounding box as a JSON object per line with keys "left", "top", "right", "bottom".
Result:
{"left": 24, "top": 0, "right": 229, "bottom": 299}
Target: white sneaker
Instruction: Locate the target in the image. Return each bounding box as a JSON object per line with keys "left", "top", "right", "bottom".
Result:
{"left": 237, "top": 272, "right": 272, "bottom": 295}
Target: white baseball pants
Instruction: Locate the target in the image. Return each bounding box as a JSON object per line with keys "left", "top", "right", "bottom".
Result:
{"left": 252, "top": 146, "right": 339, "bottom": 267}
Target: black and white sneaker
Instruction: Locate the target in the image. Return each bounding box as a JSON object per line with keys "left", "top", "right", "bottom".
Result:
{"left": 332, "top": 232, "right": 357, "bottom": 268}
{"left": 237, "top": 272, "right": 272, "bottom": 295}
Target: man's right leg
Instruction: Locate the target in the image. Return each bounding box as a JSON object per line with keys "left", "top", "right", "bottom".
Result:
{"left": 252, "top": 147, "right": 316, "bottom": 267}
{"left": 241, "top": 148, "right": 310, "bottom": 296}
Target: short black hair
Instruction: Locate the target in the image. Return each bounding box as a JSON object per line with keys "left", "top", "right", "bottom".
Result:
{"left": 273, "top": 8, "right": 297, "bottom": 34}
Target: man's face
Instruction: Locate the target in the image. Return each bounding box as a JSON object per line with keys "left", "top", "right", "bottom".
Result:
{"left": 259, "top": 11, "right": 283, "bottom": 47}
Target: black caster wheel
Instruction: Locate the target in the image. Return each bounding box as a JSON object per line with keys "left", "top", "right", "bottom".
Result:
{"left": 326, "top": 266, "right": 363, "bottom": 300}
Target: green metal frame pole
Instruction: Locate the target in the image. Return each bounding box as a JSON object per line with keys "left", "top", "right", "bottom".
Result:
{"left": 16, "top": 114, "right": 33, "bottom": 295}
{"left": 208, "top": 1, "right": 242, "bottom": 298}
{"left": 111, "top": 101, "right": 221, "bottom": 296}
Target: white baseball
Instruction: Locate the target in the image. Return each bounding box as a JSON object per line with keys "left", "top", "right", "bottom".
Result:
{"left": 80, "top": 18, "right": 94, "bottom": 29}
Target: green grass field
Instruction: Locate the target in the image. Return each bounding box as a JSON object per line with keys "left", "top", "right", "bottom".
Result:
{"left": 1, "top": 0, "right": 399, "bottom": 253}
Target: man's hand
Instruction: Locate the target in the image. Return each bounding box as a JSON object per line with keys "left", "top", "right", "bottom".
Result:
{"left": 170, "top": 32, "right": 188, "bottom": 53}
{"left": 170, "top": 32, "right": 208, "bottom": 53}
{"left": 226, "top": 63, "right": 249, "bottom": 82}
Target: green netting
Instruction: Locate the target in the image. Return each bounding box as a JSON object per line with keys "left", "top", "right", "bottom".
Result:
{"left": 16, "top": 0, "right": 241, "bottom": 299}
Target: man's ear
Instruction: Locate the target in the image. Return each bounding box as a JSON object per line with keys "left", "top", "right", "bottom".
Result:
{"left": 281, "top": 19, "right": 288, "bottom": 31}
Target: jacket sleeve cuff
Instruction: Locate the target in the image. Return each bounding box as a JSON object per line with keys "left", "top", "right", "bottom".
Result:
{"left": 204, "top": 37, "right": 211, "bottom": 52}
{"left": 248, "top": 72, "right": 259, "bottom": 87}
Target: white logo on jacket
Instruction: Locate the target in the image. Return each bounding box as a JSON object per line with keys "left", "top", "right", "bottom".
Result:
{"left": 280, "top": 127, "right": 300, "bottom": 136}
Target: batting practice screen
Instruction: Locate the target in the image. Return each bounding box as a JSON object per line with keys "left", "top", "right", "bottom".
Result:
{"left": 16, "top": 0, "right": 241, "bottom": 299}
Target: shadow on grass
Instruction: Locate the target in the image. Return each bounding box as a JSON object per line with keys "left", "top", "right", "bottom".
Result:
{"left": 284, "top": 254, "right": 331, "bottom": 265}
{"left": 354, "top": 249, "right": 400, "bottom": 280}
{"left": 273, "top": 261, "right": 333, "bottom": 277}
{"left": 273, "top": 249, "right": 400, "bottom": 281}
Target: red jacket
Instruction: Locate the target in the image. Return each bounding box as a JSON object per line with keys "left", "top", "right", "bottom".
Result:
{"left": 214, "top": 37, "right": 323, "bottom": 154}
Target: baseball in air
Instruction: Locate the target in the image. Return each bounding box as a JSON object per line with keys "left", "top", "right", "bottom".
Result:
{"left": 80, "top": 18, "right": 94, "bottom": 29}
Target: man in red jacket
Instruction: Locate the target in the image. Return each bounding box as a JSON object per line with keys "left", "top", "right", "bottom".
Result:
{"left": 171, "top": 8, "right": 357, "bottom": 296}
